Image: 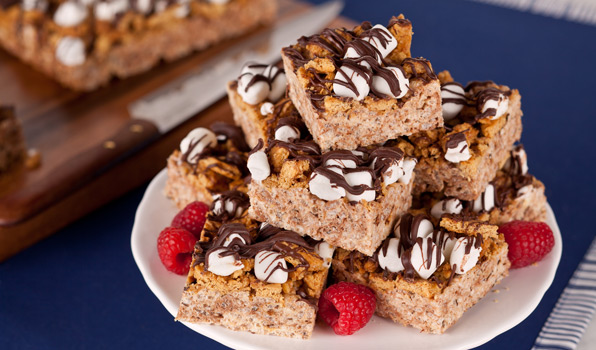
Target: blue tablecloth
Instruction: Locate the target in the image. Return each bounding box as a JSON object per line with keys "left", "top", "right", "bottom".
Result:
{"left": 2, "top": 0, "right": 595, "bottom": 349}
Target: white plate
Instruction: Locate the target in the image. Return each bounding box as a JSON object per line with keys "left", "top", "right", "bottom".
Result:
{"left": 131, "top": 169, "right": 563, "bottom": 350}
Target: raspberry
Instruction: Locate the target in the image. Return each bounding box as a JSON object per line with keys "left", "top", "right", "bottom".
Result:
{"left": 171, "top": 201, "right": 209, "bottom": 239}
{"left": 157, "top": 227, "right": 197, "bottom": 275}
{"left": 498, "top": 220, "right": 555, "bottom": 269}
{"left": 318, "top": 282, "right": 376, "bottom": 335}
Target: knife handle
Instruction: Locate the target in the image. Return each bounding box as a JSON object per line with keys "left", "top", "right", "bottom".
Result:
{"left": 86, "top": 119, "right": 162, "bottom": 176}
{"left": 0, "top": 119, "right": 161, "bottom": 225}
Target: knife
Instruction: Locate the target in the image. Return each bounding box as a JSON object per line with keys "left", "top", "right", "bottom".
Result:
{"left": 0, "top": 1, "right": 344, "bottom": 227}
{"left": 128, "top": 0, "right": 344, "bottom": 133}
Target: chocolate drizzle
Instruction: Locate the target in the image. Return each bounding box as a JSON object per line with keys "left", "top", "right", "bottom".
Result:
{"left": 441, "top": 82, "right": 467, "bottom": 106}
{"left": 181, "top": 123, "right": 249, "bottom": 177}
{"left": 367, "top": 213, "right": 486, "bottom": 284}
{"left": 321, "top": 150, "right": 364, "bottom": 168}
{"left": 210, "top": 122, "right": 250, "bottom": 152}
{"left": 445, "top": 131, "right": 467, "bottom": 151}
{"left": 265, "top": 122, "right": 405, "bottom": 200}
{"left": 396, "top": 214, "right": 431, "bottom": 248}
{"left": 401, "top": 57, "right": 437, "bottom": 83}
{"left": 196, "top": 222, "right": 317, "bottom": 280}
{"left": 208, "top": 190, "right": 250, "bottom": 222}
{"left": 181, "top": 134, "right": 210, "bottom": 165}
{"left": 369, "top": 147, "right": 404, "bottom": 176}
{"left": 283, "top": 20, "right": 437, "bottom": 108}
{"left": 455, "top": 82, "right": 512, "bottom": 123}
{"left": 239, "top": 63, "right": 283, "bottom": 92}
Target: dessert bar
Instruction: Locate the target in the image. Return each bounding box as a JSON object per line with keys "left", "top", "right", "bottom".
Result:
{"left": 226, "top": 62, "right": 288, "bottom": 148}
{"left": 164, "top": 122, "right": 250, "bottom": 208}
{"left": 245, "top": 114, "right": 416, "bottom": 255}
{"left": 176, "top": 192, "right": 333, "bottom": 339}
{"left": 415, "top": 144, "right": 547, "bottom": 225}
{"left": 402, "top": 71, "right": 523, "bottom": 200}
{"left": 280, "top": 16, "right": 442, "bottom": 151}
{"left": 0, "top": 0, "right": 276, "bottom": 90}
{"left": 332, "top": 212, "right": 510, "bottom": 334}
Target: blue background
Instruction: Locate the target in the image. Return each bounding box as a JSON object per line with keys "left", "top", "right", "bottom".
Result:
{"left": 2, "top": 0, "right": 596, "bottom": 349}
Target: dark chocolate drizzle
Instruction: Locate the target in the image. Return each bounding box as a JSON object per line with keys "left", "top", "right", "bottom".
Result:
{"left": 445, "top": 131, "right": 468, "bottom": 151}
{"left": 369, "top": 147, "right": 404, "bottom": 177}
{"left": 181, "top": 124, "right": 249, "bottom": 177}
{"left": 238, "top": 63, "right": 284, "bottom": 92}
{"left": 196, "top": 222, "right": 317, "bottom": 282}
{"left": 208, "top": 190, "right": 250, "bottom": 222}
{"left": 366, "top": 213, "right": 486, "bottom": 284}
{"left": 441, "top": 82, "right": 467, "bottom": 107}
{"left": 387, "top": 16, "right": 411, "bottom": 28}
{"left": 283, "top": 21, "right": 436, "bottom": 109}
{"left": 210, "top": 122, "right": 250, "bottom": 152}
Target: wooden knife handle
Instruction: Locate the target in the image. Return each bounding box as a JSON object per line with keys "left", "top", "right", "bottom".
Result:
{"left": 0, "top": 119, "right": 161, "bottom": 226}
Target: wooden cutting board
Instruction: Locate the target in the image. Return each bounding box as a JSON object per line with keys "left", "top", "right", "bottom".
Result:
{"left": 0, "top": 0, "right": 354, "bottom": 261}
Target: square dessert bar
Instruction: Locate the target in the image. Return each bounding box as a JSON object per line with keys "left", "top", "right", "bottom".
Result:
{"left": 226, "top": 62, "right": 292, "bottom": 148}
{"left": 414, "top": 144, "right": 547, "bottom": 225}
{"left": 245, "top": 114, "right": 416, "bottom": 255}
{"left": 281, "top": 16, "right": 443, "bottom": 151}
{"left": 402, "top": 70, "right": 523, "bottom": 201}
{"left": 332, "top": 212, "right": 510, "bottom": 334}
{"left": 0, "top": 0, "right": 276, "bottom": 90}
{"left": 176, "top": 196, "right": 333, "bottom": 339}
{"left": 165, "top": 122, "right": 251, "bottom": 208}
{"left": 0, "top": 105, "right": 25, "bottom": 173}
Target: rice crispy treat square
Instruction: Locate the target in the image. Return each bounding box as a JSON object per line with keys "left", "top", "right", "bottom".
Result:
{"left": 400, "top": 70, "right": 523, "bottom": 201}
{"left": 226, "top": 78, "right": 298, "bottom": 148}
{"left": 245, "top": 114, "right": 416, "bottom": 256}
{"left": 176, "top": 195, "right": 332, "bottom": 339}
{"left": 280, "top": 15, "right": 443, "bottom": 151}
{"left": 413, "top": 144, "right": 547, "bottom": 225}
{"left": 0, "top": 0, "right": 277, "bottom": 90}
{"left": 332, "top": 213, "right": 510, "bottom": 334}
{"left": 164, "top": 122, "right": 250, "bottom": 208}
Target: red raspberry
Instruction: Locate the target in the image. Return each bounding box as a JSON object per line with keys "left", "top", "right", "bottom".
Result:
{"left": 498, "top": 220, "right": 555, "bottom": 269}
{"left": 318, "top": 282, "right": 376, "bottom": 335}
{"left": 171, "top": 201, "right": 209, "bottom": 239}
{"left": 157, "top": 227, "right": 197, "bottom": 275}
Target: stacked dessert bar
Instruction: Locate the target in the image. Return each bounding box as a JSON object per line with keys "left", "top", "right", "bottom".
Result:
{"left": 0, "top": 0, "right": 276, "bottom": 90}
{"left": 164, "top": 15, "right": 548, "bottom": 338}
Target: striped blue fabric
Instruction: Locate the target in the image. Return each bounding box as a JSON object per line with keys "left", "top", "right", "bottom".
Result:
{"left": 533, "top": 237, "right": 596, "bottom": 350}
{"left": 466, "top": 0, "right": 596, "bottom": 27}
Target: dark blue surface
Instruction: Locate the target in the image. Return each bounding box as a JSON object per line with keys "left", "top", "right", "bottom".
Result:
{"left": 2, "top": 1, "right": 595, "bottom": 349}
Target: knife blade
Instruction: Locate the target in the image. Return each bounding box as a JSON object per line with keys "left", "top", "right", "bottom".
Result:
{"left": 128, "top": 0, "right": 344, "bottom": 133}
